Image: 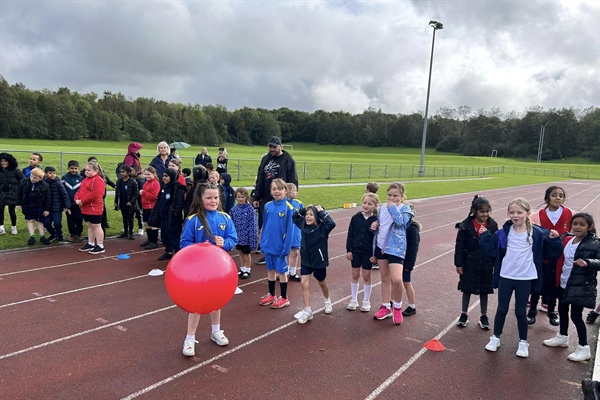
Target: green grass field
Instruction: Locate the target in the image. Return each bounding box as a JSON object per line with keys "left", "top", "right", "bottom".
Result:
{"left": 0, "top": 138, "right": 597, "bottom": 250}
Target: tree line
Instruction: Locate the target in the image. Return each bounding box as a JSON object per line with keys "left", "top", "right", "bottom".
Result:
{"left": 1, "top": 76, "right": 598, "bottom": 161}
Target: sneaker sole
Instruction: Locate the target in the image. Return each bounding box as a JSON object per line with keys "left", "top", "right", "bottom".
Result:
{"left": 271, "top": 302, "right": 290, "bottom": 309}
{"left": 457, "top": 321, "right": 469, "bottom": 327}
{"left": 485, "top": 344, "right": 500, "bottom": 352}
{"left": 89, "top": 250, "right": 105, "bottom": 254}
{"left": 211, "top": 338, "right": 229, "bottom": 346}
{"left": 360, "top": 307, "right": 371, "bottom": 312}
{"left": 347, "top": 305, "right": 358, "bottom": 311}
{"left": 374, "top": 313, "right": 393, "bottom": 320}
{"left": 478, "top": 322, "right": 491, "bottom": 330}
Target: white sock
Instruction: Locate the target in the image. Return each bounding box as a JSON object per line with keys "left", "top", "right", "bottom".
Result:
{"left": 186, "top": 334, "right": 195, "bottom": 340}
{"left": 351, "top": 282, "right": 359, "bottom": 300}
{"left": 409, "top": 303, "right": 416, "bottom": 309}
{"left": 363, "top": 284, "right": 372, "bottom": 302}
{"left": 290, "top": 267, "right": 296, "bottom": 275}
{"left": 305, "top": 307, "right": 312, "bottom": 313}
{"left": 88, "top": 241, "right": 94, "bottom": 246}
{"left": 211, "top": 324, "right": 220, "bottom": 333}
{"left": 392, "top": 300, "right": 402, "bottom": 309}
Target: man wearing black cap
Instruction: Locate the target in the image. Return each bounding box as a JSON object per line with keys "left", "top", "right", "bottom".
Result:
{"left": 253, "top": 136, "right": 298, "bottom": 264}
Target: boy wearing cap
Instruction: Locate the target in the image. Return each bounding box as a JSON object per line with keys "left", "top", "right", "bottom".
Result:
{"left": 44, "top": 166, "right": 71, "bottom": 243}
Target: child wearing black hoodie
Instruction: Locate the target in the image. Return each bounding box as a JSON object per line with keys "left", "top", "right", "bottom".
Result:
{"left": 43, "top": 166, "right": 71, "bottom": 243}
{"left": 292, "top": 205, "right": 336, "bottom": 324}
{"left": 220, "top": 173, "right": 235, "bottom": 214}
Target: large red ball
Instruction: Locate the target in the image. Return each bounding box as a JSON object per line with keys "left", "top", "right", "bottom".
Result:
{"left": 165, "top": 242, "right": 238, "bottom": 314}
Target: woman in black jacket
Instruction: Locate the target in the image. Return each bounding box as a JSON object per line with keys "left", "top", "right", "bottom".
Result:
{"left": 543, "top": 212, "right": 600, "bottom": 362}
{"left": 0, "top": 153, "right": 25, "bottom": 235}
{"left": 454, "top": 195, "right": 499, "bottom": 329}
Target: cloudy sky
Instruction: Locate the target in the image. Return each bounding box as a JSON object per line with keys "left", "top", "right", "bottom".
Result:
{"left": 1, "top": 0, "right": 598, "bottom": 115}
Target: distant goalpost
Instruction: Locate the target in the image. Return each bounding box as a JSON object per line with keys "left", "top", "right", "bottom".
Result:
{"left": 283, "top": 144, "right": 294, "bottom": 151}
{"left": 491, "top": 149, "right": 498, "bottom": 157}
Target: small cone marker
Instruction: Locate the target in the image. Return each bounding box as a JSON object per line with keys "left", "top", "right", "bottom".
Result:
{"left": 424, "top": 339, "right": 445, "bottom": 352}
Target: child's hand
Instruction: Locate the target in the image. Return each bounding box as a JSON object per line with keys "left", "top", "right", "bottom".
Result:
{"left": 370, "top": 221, "right": 378, "bottom": 231}
{"left": 66, "top": 208, "right": 71, "bottom": 215}
{"left": 574, "top": 258, "right": 588, "bottom": 267}
{"left": 16, "top": 206, "right": 21, "bottom": 211}
{"left": 479, "top": 226, "right": 487, "bottom": 234}
{"left": 315, "top": 205, "right": 323, "bottom": 212}
{"left": 346, "top": 252, "right": 353, "bottom": 261}
{"left": 75, "top": 200, "right": 82, "bottom": 206}
{"left": 214, "top": 236, "right": 224, "bottom": 247}
{"left": 43, "top": 211, "right": 49, "bottom": 217}
{"left": 456, "top": 266, "right": 463, "bottom": 275}
{"left": 139, "top": 190, "right": 143, "bottom": 195}
{"left": 369, "top": 256, "right": 376, "bottom": 264}
{"left": 549, "top": 229, "right": 559, "bottom": 238}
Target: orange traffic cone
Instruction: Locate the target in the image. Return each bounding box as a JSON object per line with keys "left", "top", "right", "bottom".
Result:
{"left": 424, "top": 339, "right": 445, "bottom": 352}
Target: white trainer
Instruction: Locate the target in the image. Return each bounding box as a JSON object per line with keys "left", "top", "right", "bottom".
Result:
{"left": 568, "top": 345, "right": 591, "bottom": 362}
{"left": 347, "top": 299, "right": 359, "bottom": 310}
{"left": 296, "top": 310, "right": 313, "bottom": 324}
{"left": 211, "top": 330, "right": 229, "bottom": 346}
{"left": 516, "top": 340, "right": 529, "bottom": 358}
{"left": 543, "top": 333, "right": 569, "bottom": 347}
{"left": 183, "top": 338, "right": 198, "bottom": 356}
{"left": 485, "top": 335, "right": 501, "bottom": 352}
{"left": 11, "top": 226, "right": 17, "bottom": 235}
{"left": 0, "top": 226, "right": 4, "bottom": 235}
{"left": 360, "top": 301, "right": 371, "bottom": 312}
{"left": 324, "top": 299, "right": 333, "bottom": 314}
{"left": 137, "top": 229, "right": 144, "bottom": 236}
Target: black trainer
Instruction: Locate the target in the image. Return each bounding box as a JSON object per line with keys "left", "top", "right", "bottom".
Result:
{"left": 457, "top": 313, "right": 469, "bottom": 327}
{"left": 158, "top": 252, "right": 173, "bottom": 261}
{"left": 289, "top": 274, "right": 301, "bottom": 282}
{"left": 255, "top": 257, "right": 266, "bottom": 265}
{"left": 117, "top": 232, "right": 129, "bottom": 239}
{"left": 79, "top": 243, "right": 95, "bottom": 252}
{"left": 144, "top": 242, "right": 158, "bottom": 250}
{"left": 39, "top": 236, "right": 51, "bottom": 245}
{"left": 527, "top": 309, "right": 537, "bottom": 325}
{"left": 89, "top": 245, "right": 105, "bottom": 255}
{"left": 27, "top": 236, "right": 36, "bottom": 245}
{"left": 587, "top": 311, "right": 600, "bottom": 324}
{"left": 548, "top": 312, "right": 560, "bottom": 326}
{"left": 140, "top": 240, "right": 150, "bottom": 247}
{"left": 479, "top": 315, "right": 491, "bottom": 330}
{"left": 402, "top": 306, "right": 416, "bottom": 316}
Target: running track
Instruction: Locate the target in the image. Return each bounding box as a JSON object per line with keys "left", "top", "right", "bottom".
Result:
{"left": 1, "top": 180, "right": 599, "bottom": 400}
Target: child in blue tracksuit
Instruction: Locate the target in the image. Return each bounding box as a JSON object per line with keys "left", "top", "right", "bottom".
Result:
{"left": 258, "top": 178, "right": 294, "bottom": 309}
{"left": 480, "top": 197, "right": 561, "bottom": 358}
{"left": 292, "top": 205, "right": 336, "bottom": 324}
{"left": 286, "top": 182, "right": 303, "bottom": 281}
{"left": 180, "top": 182, "right": 238, "bottom": 357}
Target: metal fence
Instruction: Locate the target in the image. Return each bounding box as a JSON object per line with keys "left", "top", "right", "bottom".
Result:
{"left": 4, "top": 149, "right": 596, "bottom": 182}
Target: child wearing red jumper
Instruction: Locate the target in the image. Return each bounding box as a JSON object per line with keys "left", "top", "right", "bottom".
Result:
{"left": 139, "top": 166, "right": 161, "bottom": 250}
{"left": 75, "top": 162, "right": 106, "bottom": 255}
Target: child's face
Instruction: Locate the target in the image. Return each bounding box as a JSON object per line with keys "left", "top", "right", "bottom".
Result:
{"left": 168, "top": 162, "right": 179, "bottom": 170}
{"left": 69, "top": 166, "right": 79, "bottom": 174}
{"left": 46, "top": 171, "right": 57, "bottom": 180}
{"left": 271, "top": 184, "right": 286, "bottom": 201}
{"left": 84, "top": 166, "right": 96, "bottom": 177}
{"left": 548, "top": 189, "right": 565, "bottom": 211}
{"left": 203, "top": 189, "right": 220, "bottom": 211}
{"left": 305, "top": 209, "right": 316, "bottom": 225}
{"left": 288, "top": 187, "right": 298, "bottom": 199}
{"left": 30, "top": 174, "right": 42, "bottom": 183}
{"left": 144, "top": 171, "right": 154, "bottom": 181}
{"left": 29, "top": 155, "right": 41, "bottom": 167}
{"left": 236, "top": 193, "right": 248, "bottom": 204}
{"left": 475, "top": 206, "right": 491, "bottom": 224}
{"left": 120, "top": 169, "right": 129, "bottom": 179}
{"left": 571, "top": 217, "right": 592, "bottom": 239}
{"left": 0, "top": 159, "right": 8, "bottom": 169}
{"left": 508, "top": 203, "right": 529, "bottom": 227}
{"left": 362, "top": 198, "right": 377, "bottom": 214}
{"left": 162, "top": 173, "right": 170, "bottom": 184}
{"left": 387, "top": 188, "right": 403, "bottom": 205}
{"left": 209, "top": 174, "right": 219, "bottom": 184}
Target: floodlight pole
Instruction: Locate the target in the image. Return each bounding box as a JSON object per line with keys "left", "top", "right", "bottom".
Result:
{"left": 418, "top": 20, "right": 443, "bottom": 177}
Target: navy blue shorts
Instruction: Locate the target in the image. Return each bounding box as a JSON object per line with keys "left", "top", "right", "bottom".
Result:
{"left": 300, "top": 265, "right": 327, "bottom": 282}
{"left": 350, "top": 252, "right": 373, "bottom": 270}
{"left": 236, "top": 244, "right": 251, "bottom": 254}
{"left": 375, "top": 246, "right": 404, "bottom": 265}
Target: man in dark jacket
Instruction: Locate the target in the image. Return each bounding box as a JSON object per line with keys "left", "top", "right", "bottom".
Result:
{"left": 252, "top": 136, "right": 298, "bottom": 264}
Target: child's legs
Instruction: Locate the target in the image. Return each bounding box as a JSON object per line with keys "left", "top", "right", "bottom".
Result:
{"left": 36, "top": 220, "right": 45, "bottom": 235}
{"left": 126, "top": 209, "right": 134, "bottom": 234}
{"left": 362, "top": 269, "right": 372, "bottom": 285}
{"left": 388, "top": 261, "right": 404, "bottom": 304}
{"left": 513, "top": 280, "right": 532, "bottom": 341}
{"left": 27, "top": 219, "right": 35, "bottom": 235}
{"left": 480, "top": 293, "right": 489, "bottom": 315}
{"left": 351, "top": 267, "right": 361, "bottom": 283}
{"left": 314, "top": 268, "right": 329, "bottom": 299}
{"left": 72, "top": 205, "right": 83, "bottom": 235}
{"left": 378, "top": 258, "right": 391, "bottom": 304}
{"left": 403, "top": 269, "right": 414, "bottom": 304}
{"left": 43, "top": 215, "right": 55, "bottom": 236}
{"left": 556, "top": 287, "right": 569, "bottom": 336}
{"left": 241, "top": 253, "right": 251, "bottom": 268}
{"left": 210, "top": 309, "right": 221, "bottom": 327}
{"left": 462, "top": 292, "right": 471, "bottom": 313}
{"left": 288, "top": 248, "right": 300, "bottom": 268}
{"left": 120, "top": 208, "right": 129, "bottom": 232}
{"left": 134, "top": 209, "right": 142, "bottom": 229}
{"left": 90, "top": 223, "right": 104, "bottom": 245}
{"left": 493, "top": 278, "right": 514, "bottom": 338}
{"left": 301, "top": 275, "right": 311, "bottom": 308}
{"left": 7, "top": 205, "right": 17, "bottom": 225}
{"left": 570, "top": 304, "right": 587, "bottom": 346}
{"left": 53, "top": 212, "right": 63, "bottom": 236}
{"left": 187, "top": 313, "right": 201, "bottom": 336}
{"left": 0, "top": 205, "right": 5, "bottom": 225}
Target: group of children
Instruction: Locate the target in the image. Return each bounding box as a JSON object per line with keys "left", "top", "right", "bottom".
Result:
{"left": 454, "top": 186, "right": 600, "bottom": 361}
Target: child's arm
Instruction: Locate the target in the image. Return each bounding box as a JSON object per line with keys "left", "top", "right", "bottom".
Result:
{"left": 573, "top": 238, "right": 600, "bottom": 271}
{"left": 387, "top": 203, "right": 414, "bottom": 229}
{"left": 218, "top": 215, "right": 238, "bottom": 251}
{"left": 292, "top": 208, "right": 306, "bottom": 229}
{"left": 114, "top": 180, "right": 120, "bottom": 210}
{"left": 345, "top": 216, "right": 355, "bottom": 254}
{"left": 543, "top": 229, "right": 563, "bottom": 260}
{"left": 180, "top": 216, "right": 200, "bottom": 249}
{"left": 281, "top": 204, "right": 295, "bottom": 257}
{"left": 317, "top": 207, "right": 336, "bottom": 235}
{"left": 404, "top": 225, "right": 420, "bottom": 271}
{"left": 454, "top": 226, "right": 466, "bottom": 273}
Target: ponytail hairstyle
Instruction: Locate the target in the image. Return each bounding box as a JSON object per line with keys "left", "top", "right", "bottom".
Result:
{"left": 188, "top": 183, "right": 221, "bottom": 242}
{"left": 508, "top": 197, "right": 532, "bottom": 244}
{"left": 571, "top": 212, "right": 596, "bottom": 235}
{"left": 361, "top": 192, "right": 380, "bottom": 215}
{"left": 539, "top": 185, "right": 567, "bottom": 208}
{"left": 408, "top": 203, "right": 422, "bottom": 231}
{"left": 468, "top": 195, "right": 491, "bottom": 219}
{"left": 144, "top": 166, "right": 157, "bottom": 178}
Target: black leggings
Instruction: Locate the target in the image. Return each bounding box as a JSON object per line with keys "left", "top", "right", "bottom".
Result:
{"left": 493, "top": 277, "right": 532, "bottom": 340}
{"left": 557, "top": 286, "right": 587, "bottom": 346}
{"left": 0, "top": 204, "right": 17, "bottom": 226}
{"left": 462, "top": 292, "right": 488, "bottom": 314}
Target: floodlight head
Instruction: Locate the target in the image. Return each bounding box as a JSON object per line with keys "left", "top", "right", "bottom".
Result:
{"left": 429, "top": 20, "right": 444, "bottom": 30}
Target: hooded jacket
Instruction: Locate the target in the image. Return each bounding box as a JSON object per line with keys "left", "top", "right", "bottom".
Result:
{"left": 292, "top": 206, "right": 336, "bottom": 269}
{"left": 17, "top": 178, "right": 51, "bottom": 213}
{"left": 556, "top": 233, "right": 600, "bottom": 308}
{"left": 346, "top": 211, "right": 378, "bottom": 254}
{"left": 254, "top": 150, "right": 298, "bottom": 204}
{"left": 74, "top": 173, "right": 106, "bottom": 216}
{"left": 373, "top": 203, "right": 414, "bottom": 259}
{"left": 220, "top": 173, "right": 235, "bottom": 213}
{"left": 0, "top": 153, "right": 25, "bottom": 206}
{"left": 123, "top": 142, "right": 143, "bottom": 171}
{"left": 45, "top": 176, "right": 72, "bottom": 212}
{"left": 148, "top": 168, "right": 186, "bottom": 228}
